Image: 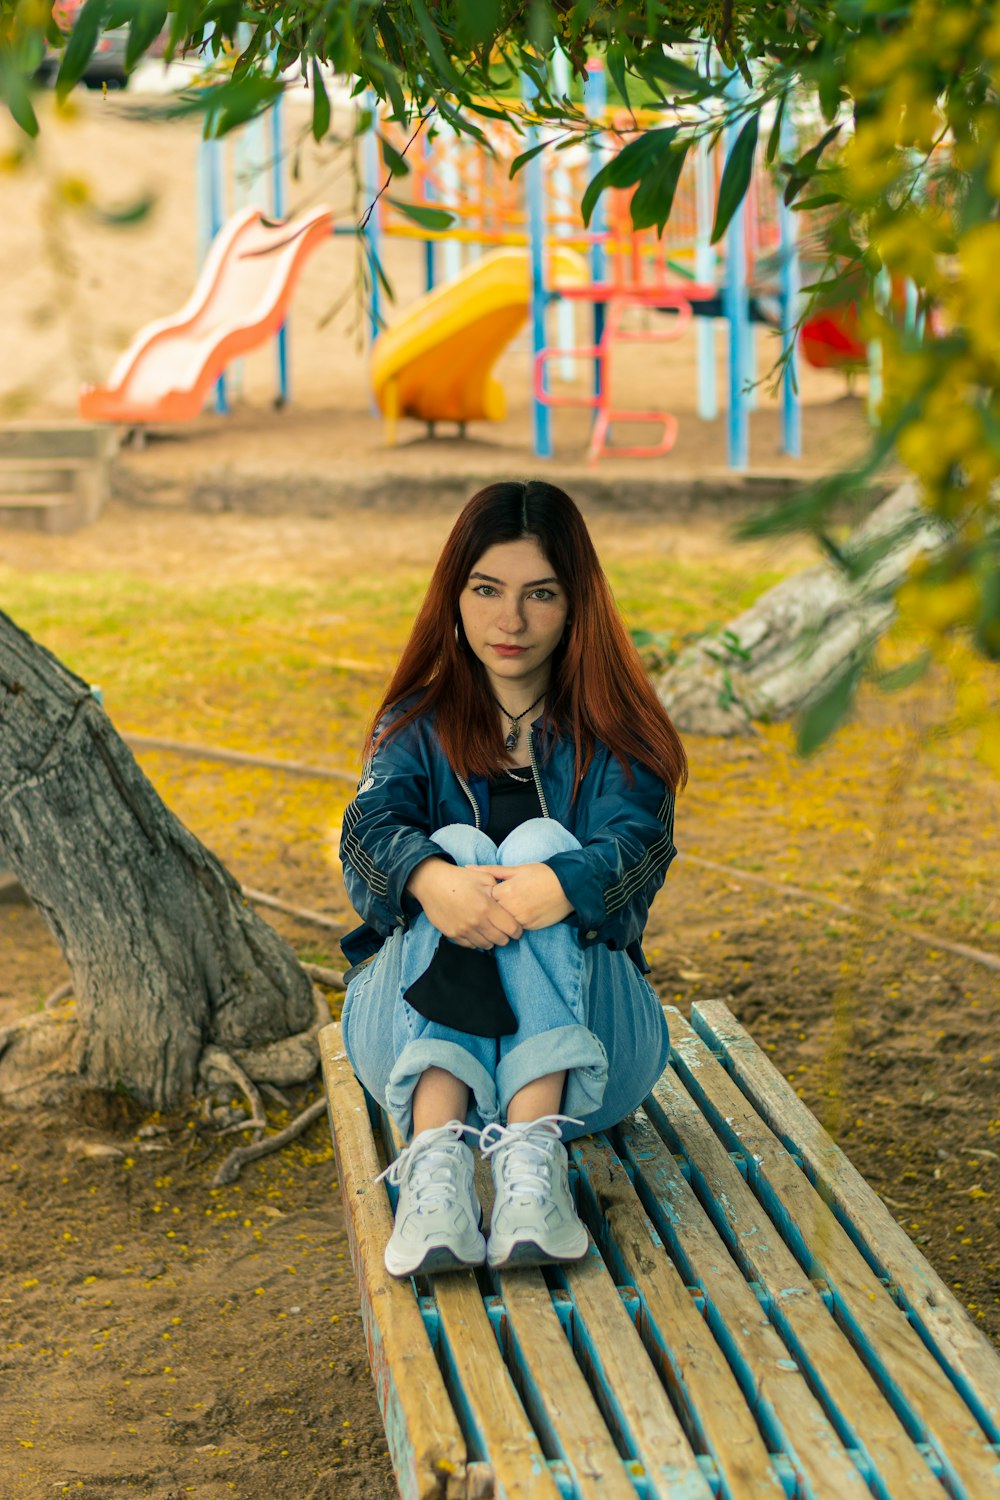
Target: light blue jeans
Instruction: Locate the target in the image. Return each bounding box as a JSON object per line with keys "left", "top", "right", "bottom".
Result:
{"left": 341, "top": 819, "right": 670, "bottom": 1143}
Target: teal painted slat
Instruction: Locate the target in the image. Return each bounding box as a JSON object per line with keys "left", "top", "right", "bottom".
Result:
{"left": 667, "top": 1013, "right": 999, "bottom": 1499}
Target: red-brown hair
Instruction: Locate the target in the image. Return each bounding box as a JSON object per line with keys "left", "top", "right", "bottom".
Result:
{"left": 367, "top": 481, "right": 687, "bottom": 792}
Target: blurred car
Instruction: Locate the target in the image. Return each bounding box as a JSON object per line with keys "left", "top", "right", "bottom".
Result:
{"left": 35, "top": 2, "right": 129, "bottom": 90}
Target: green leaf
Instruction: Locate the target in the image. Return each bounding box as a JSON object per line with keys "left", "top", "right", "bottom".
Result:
{"left": 605, "top": 43, "right": 630, "bottom": 108}
{"left": 797, "top": 655, "right": 866, "bottom": 756}
{"left": 638, "top": 49, "right": 706, "bottom": 96}
{"left": 56, "top": 0, "right": 106, "bottom": 97}
{"left": 872, "top": 652, "right": 932, "bottom": 694}
{"left": 409, "top": 0, "right": 466, "bottom": 94}
{"left": 378, "top": 133, "right": 410, "bottom": 177}
{"left": 581, "top": 126, "right": 679, "bottom": 228}
{"left": 387, "top": 199, "right": 455, "bottom": 231}
{"left": 361, "top": 48, "right": 406, "bottom": 121}
{"left": 581, "top": 158, "right": 616, "bottom": 228}
{"left": 630, "top": 140, "right": 690, "bottom": 235}
{"left": 783, "top": 123, "right": 842, "bottom": 205}
{"left": 711, "top": 113, "right": 758, "bottom": 244}
{"left": 791, "top": 193, "right": 842, "bottom": 211}
{"left": 311, "top": 58, "right": 330, "bottom": 142}
{"left": 509, "top": 137, "right": 558, "bottom": 179}
{"left": 0, "top": 55, "right": 39, "bottom": 138}
{"left": 91, "top": 190, "right": 156, "bottom": 226}
{"left": 125, "top": 3, "right": 167, "bottom": 73}
{"left": 765, "top": 91, "right": 787, "bottom": 166}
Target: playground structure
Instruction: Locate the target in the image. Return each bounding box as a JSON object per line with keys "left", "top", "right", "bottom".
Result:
{"left": 78, "top": 204, "right": 333, "bottom": 424}
{"left": 75, "top": 69, "right": 851, "bottom": 468}
{"left": 321, "top": 1002, "right": 1000, "bottom": 1500}
{"left": 368, "top": 66, "right": 802, "bottom": 467}
{"left": 370, "top": 245, "right": 588, "bottom": 445}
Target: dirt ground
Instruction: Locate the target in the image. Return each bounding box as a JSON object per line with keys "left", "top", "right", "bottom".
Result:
{"left": 1, "top": 89, "right": 998, "bottom": 1500}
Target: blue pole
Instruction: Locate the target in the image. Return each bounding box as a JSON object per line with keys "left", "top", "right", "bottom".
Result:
{"left": 422, "top": 127, "right": 436, "bottom": 292}
{"left": 778, "top": 101, "right": 801, "bottom": 457}
{"left": 361, "top": 90, "right": 382, "bottom": 343}
{"left": 270, "top": 93, "right": 289, "bottom": 406}
{"left": 524, "top": 72, "right": 552, "bottom": 459}
{"left": 722, "top": 83, "right": 750, "bottom": 471}
{"left": 208, "top": 135, "right": 228, "bottom": 415}
{"left": 583, "top": 62, "right": 607, "bottom": 403}
{"left": 695, "top": 136, "right": 718, "bottom": 420}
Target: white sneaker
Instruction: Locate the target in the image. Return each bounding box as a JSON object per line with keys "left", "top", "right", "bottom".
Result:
{"left": 378, "top": 1120, "right": 486, "bottom": 1277}
{"left": 480, "top": 1115, "right": 589, "bottom": 1269}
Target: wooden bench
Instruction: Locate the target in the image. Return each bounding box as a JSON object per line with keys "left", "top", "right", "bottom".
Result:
{"left": 319, "top": 1003, "right": 1000, "bottom": 1499}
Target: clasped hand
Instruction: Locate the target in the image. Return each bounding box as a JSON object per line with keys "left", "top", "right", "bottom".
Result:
{"left": 405, "top": 857, "right": 573, "bottom": 951}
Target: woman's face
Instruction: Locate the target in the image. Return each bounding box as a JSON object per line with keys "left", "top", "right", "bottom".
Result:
{"left": 458, "top": 537, "right": 569, "bottom": 697}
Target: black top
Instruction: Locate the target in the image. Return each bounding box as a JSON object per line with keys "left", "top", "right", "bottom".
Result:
{"left": 403, "top": 771, "right": 543, "bottom": 1037}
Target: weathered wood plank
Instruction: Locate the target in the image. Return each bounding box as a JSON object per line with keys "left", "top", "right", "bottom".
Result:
{"left": 667, "top": 1006, "right": 1000, "bottom": 1497}
{"left": 559, "top": 1240, "right": 714, "bottom": 1499}
{"left": 495, "top": 1270, "right": 639, "bottom": 1500}
{"left": 575, "top": 1130, "right": 867, "bottom": 1499}
{"left": 319, "top": 1025, "right": 467, "bottom": 1500}
{"left": 432, "top": 1270, "right": 565, "bottom": 1500}
{"left": 379, "top": 1109, "right": 564, "bottom": 1499}
{"left": 644, "top": 1047, "right": 943, "bottom": 1497}
{"left": 692, "top": 998, "right": 1000, "bottom": 1442}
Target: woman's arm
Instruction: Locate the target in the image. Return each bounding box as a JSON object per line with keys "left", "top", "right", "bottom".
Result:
{"left": 340, "top": 721, "right": 448, "bottom": 937}
{"left": 542, "top": 755, "right": 676, "bottom": 952}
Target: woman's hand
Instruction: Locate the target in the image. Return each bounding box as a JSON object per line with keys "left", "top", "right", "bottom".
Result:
{"left": 480, "top": 863, "right": 574, "bottom": 930}
{"left": 405, "top": 857, "right": 524, "bottom": 949}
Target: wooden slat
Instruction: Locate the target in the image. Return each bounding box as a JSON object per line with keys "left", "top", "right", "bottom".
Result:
{"left": 560, "top": 1241, "right": 714, "bottom": 1499}
{"left": 611, "top": 1113, "right": 872, "bottom": 1499}
{"left": 667, "top": 1006, "right": 1000, "bottom": 1497}
{"left": 692, "top": 998, "right": 1000, "bottom": 1441}
{"left": 574, "top": 1131, "right": 865, "bottom": 1499}
{"left": 379, "top": 1110, "right": 563, "bottom": 1499}
{"left": 471, "top": 1161, "right": 638, "bottom": 1500}
{"left": 496, "top": 1270, "right": 639, "bottom": 1500}
{"left": 319, "top": 1025, "right": 467, "bottom": 1500}
{"left": 645, "top": 1048, "right": 944, "bottom": 1497}
{"left": 432, "top": 1271, "right": 565, "bottom": 1499}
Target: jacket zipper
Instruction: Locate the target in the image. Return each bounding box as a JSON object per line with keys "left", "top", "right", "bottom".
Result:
{"left": 456, "top": 772, "right": 481, "bottom": 829}
{"left": 528, "top": 729, "right": 551, "bottom": 818}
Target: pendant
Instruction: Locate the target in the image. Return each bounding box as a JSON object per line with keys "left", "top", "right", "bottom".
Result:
{"left": 504, "top": 723, "right": 520, "bottom": 752}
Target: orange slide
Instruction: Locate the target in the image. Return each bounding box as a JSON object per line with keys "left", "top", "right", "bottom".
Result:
{"left": 79, "top": 205, "right": 333, "bottom": 423}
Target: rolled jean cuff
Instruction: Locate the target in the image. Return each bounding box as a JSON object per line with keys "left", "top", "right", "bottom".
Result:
{"left": 385, "top": 1039, "right": 500, "bottom": 1140}
{"left": 495, "top": 1024, "right": 609, "bottom": 1121}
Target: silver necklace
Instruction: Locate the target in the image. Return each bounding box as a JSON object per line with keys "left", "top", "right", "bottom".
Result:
{"left": 493, "top": 691, "right": 545, "bottom": 752}
{"left": 504, "top": 766, "right": 533, "bottom": 783}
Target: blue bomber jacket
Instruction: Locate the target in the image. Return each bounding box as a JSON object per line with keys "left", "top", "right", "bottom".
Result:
{"left": 339, "top": 707, "right": 677, "bottom": 971}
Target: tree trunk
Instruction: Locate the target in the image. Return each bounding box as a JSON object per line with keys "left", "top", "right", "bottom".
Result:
{"left": 655, "top": 481, "right": 945, "bottom": 735}
{"left": 0, "top": 609, "right": 316, "bottom": 1110}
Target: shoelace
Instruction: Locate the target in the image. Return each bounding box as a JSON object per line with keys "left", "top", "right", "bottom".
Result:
{"left": 479, "top": 1114, "right": 583, "bottom": 1201}
{"left": 375, "top": 1119, "right": 480, "bottom": 1213}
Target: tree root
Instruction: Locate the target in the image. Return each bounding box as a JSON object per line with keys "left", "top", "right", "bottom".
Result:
{"left": 242, "top": 886, "right": 348, "bottom": 934}
{"left": 301, "top": 960, "right": 346, "bottom": 989}
{"left": 45, "top": 980, "right": 74, "bottom": 1009}
{"left": 211, "top": 1096, "right": 328, "bottom": 1187}
{"left": 123, "top": 732, "right": 358, "bottom": 784}
{"left": 199, "top": 1045, "right": 267, "bottom": 1135}
{"left": 230, "top": 986, "right": 330, "bottom": 1087}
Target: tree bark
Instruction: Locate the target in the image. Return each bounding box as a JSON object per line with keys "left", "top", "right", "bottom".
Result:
{"left": 655, "top": 481, "right": 945, "bottom": 735}
{"left": 0, "top": 610, "right": 315, "bottom": 1110}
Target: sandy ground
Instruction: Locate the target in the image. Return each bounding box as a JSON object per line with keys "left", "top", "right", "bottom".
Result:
{"left": 1, "top": 87, "right": 996, "bottom": 1500}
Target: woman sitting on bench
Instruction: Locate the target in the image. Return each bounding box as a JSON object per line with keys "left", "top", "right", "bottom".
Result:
{"left": 339, "top": 480, "right": 687, "bottom": 1277}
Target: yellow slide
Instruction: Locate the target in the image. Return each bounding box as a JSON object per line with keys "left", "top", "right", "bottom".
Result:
{"left": 371, "top": 247, "right": 587, "bottom": 442}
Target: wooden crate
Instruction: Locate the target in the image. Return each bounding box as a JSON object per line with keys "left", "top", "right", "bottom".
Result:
{"left": 319, "top": 1004, "right": 1000, "bottom": 1499}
